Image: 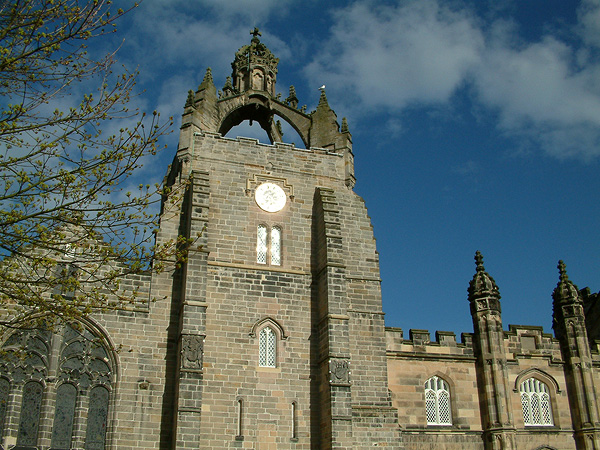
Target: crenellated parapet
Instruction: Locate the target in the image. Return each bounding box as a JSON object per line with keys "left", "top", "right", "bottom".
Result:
{"left": 504, "top": 325, "right": 563, "bottom": 363}
{"left": 386, "top": 327, "right": 475, "bottom": 359}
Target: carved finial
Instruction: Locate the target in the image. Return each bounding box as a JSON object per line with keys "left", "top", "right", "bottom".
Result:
{"left": 250, "top": 27, "right": 261, "bottom": 41}
{"left": 341, "top": 117, "right": 349, "bottom": 133}
{"left": 185, "top": 89, "right": 195, "bottom": 106}
{"left": 553, "top": 259, "right": 581, "bottom": 305}
{"left": 558, "top": 260, "right": 568, "bottom": 281}
{"left": 317, "top": 88, "right": 330, "bottom": 110}
{"left": 286, "top": 85, "right": 298, "bottom": 108}
{"left": 203, "top": 67, "right": 213, "bottom": 84}
{"left": 475, "top": 251, "right": 485, "bottom": 272}
{"left": 222, "top": 76, "right": 234, "bottom": 97}
{"left": 197, "top": 67, "right": 215, "bottom": 92}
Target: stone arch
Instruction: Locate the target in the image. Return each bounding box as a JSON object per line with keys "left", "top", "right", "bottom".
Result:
{"left": 0, "top": 317, "right": 119, "bottom": 450}
{"left": 77, "top": 316, "right": 120, "bottom": 383}
{"left": 75, "top": 316, "right": 119, "bottom": 450}
{"left": 514, "top": 368, "right": 560, "bottom": 394}
{"left": 249, "top": 317, "right": 288, "bottom": 340}
{"left": 217, "top": 94, "right": 311, "bottom": 148}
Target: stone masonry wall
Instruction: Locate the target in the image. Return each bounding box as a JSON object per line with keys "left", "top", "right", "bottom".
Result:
{"left": 387, "top": 324, "right": 583, "bottom": 450}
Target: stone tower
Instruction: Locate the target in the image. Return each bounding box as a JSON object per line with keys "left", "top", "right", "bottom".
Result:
{"left": 157, "top": 30, "right": 401, "bottom": 449}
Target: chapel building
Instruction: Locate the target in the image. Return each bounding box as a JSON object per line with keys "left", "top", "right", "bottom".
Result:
{"left": 0, "top": 31, "right": 600, "bottom": 450}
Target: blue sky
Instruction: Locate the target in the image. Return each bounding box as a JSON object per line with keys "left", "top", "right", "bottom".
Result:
{"left": 102, "top": 0, "right": 600, "bottom": 338}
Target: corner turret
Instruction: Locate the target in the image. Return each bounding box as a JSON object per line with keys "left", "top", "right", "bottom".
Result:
{"left": 551, "top": 260, "right": 600, "bottom": 448}
{"left": 468, "top": 252, "right": 516, "bottom": 450}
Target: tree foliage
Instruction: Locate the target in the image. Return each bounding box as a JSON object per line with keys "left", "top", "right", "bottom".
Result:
{"left": 0, "top": 0, "right": 180, "bottom": 331}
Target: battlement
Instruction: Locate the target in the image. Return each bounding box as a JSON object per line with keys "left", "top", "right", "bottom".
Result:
{"left": 504, "top": 324, "right": 562, "bottom": 363}
{"left": 385, "top": 327, "right": 475, "bottom": 359}
{"left": 385, "top": 324, "right": 572, "bottom": 364}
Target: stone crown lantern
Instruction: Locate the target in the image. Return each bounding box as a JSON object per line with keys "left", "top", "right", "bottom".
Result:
{"left": 231, "top": 27, "right": 279, "bottom": 96}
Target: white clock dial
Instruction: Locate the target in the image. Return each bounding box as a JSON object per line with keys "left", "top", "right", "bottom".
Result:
{"left": 255, "top": 182, "right": 286, "bottom": 212}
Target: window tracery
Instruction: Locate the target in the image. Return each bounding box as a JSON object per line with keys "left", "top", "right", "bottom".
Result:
{"left": 0, "top": 323, "right": 114, "bottom": 449}
{"left": 425, "top": 375, "right": 452, "bottom": 426}
{"left": 520, "top": 378, "right": 553, "bottom": 426}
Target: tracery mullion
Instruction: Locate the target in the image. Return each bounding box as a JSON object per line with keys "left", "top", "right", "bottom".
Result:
{"left": 71, "top": 386, "right": 90, "bottom": 450}
{"left": 37, "top": 378, "right": 57, "bottom": 448}
{"left": 3, "top": 379, "right": 23, "bottom": 446}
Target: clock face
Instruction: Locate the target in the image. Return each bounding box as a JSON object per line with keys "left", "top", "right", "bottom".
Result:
{"left": 255, "top": 182, "right": 286, "bottom": 212}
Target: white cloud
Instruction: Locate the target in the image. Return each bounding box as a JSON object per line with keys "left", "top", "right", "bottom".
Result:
{"left": 196, "top": 0, "right": 295, "bottom": 22}
{"left": 307, "top": 0, "right": 600, "bottom": 160}
{"left": 578, "top": 0, "right": 600, "bottom": 48}
{"left": 305, "top": 1, "right": 484, "bottom": 110}
{"left": 119, "top": 2, "right": 292, "bottom": 106}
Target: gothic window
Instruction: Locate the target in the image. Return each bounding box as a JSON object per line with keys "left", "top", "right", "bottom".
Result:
{"left": 85, "top": 386, "right": 110, "bottom": 450}
{"left": 236, "top": 398, "right": 243, "bottom": 438}
{"left": 291, "top": 401, "right": 298, "bottom": 439}
{"left": 256, "top": 225, "right": 282, "bottom": 266}
{"left": 0, "top": 324, "right": 114, "bottom": 449}
{"left": 51, "top": 383, "right": 77, "bottom": 449}
{"left": 271, "top": 226, "right": 281, "bottom": 265}
{"left": 17, "top": 380, "right": 43, "bottom": 447}
{"left": 259, "top": 326, "right": 277, "bottom": 367}
{"left": 257, "top": 224, "right": 268, "bottom": 264}
{"left": 0, "top": 378, "right": 8, "bottom": 443}
{"left": 520, "top": 378, "right": 553, "bottom": 426}
{"left": 425, "top": 376, "right": 452, "bottom": 426}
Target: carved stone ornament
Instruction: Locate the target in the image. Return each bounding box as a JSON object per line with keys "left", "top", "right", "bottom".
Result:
{"left": 562, "top": 304, "right": 583, "bottom": 317}
{"left": 329, "top": 358, "right": 350, "bottom": 385}
{"left": 181, "top": 335, "right": 204, "bottom": 370}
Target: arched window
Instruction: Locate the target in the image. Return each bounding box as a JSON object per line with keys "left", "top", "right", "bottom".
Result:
{"left": 257, "top": 224, "right": 268, "bottom": 264}
{"left": 256, "top": 225, "right": 282, "bottom": 266}
{"left": 520, "top": 378, "right": 553, "bottom": 426}
{"left": 259, "top": 326, "right": 277, "bottom": 367}
{"left": 291, "top": 401, "right": 298, "bottom": 439}
{"left": 86, "top": 385, "right": 110, "bottom": 450}
{"left": 271, "top": 226, "right": 281, "bottom": 265}
{"left": 425, "top": 376, "right": 452, "bottom": 425}
{"left": 0, "top": 378, "right": 9, "bottom": 443}
{"left": 51, "top": 383, "right": 77, "bottom": 449}
{"left": 0, "top": 324, "right": 114, "bottom": 449}
{"left": 236, "top": 398, "right": 243, "bottom": 438}
{"left": 17, "top": 380, "right": 43, "bottom": 447}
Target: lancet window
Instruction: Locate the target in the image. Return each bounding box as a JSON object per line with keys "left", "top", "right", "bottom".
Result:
{"left": 258, "top": 326, "right": 277, "bottom": 367}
